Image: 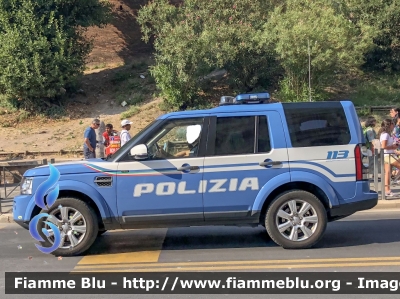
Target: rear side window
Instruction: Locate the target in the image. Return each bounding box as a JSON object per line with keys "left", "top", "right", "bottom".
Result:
{"left": 213, "top": 115, "right": 271, "bottom": 156}
{"left": 215, "top": 116, "right": 255, "bottom": 155}
{"left": 282, "top": 102, "right": 351, "bottom": 147}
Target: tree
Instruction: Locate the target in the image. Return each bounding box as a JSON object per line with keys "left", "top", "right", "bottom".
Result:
{"left": 0, "top": 0, "right": 112, "bottom": 109}
{"left": 341, "top": 0, "right": 400, "bottom": 72}
{"left": 262, "top": 0, "right": 376, "bottom": 101}
{"left": 137, "top": 0, "right": 278, "bottom": 109}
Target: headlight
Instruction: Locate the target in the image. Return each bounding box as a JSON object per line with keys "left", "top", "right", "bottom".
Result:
{"left": 20, "top": 177, "right": 33, "bottom": 195}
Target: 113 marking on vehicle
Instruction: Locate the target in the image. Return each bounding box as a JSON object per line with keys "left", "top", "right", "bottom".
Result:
{"left": 326, "top": 150, "right": 349, "bottom": 160}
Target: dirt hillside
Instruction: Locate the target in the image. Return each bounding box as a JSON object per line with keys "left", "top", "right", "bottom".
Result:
{"left": 0, "top": 0, "right": 167, "bottom": 160}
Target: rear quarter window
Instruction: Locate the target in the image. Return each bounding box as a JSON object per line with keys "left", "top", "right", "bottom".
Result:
{"left": 282, "top": 102, "right": 351, "bottom": 147}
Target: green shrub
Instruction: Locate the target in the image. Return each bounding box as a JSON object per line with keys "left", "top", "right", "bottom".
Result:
{"left": 121, "top": 106, "right": 140, "bottom": 119}
{"left": 0, "top": 0, "right": 112, "bottom": 110}
{"left": 350, "top": 74, "right": 400, "bottom": 106}
{"left": 263, "top": 0, "right": 375, "bottom": 101}
{"left": 137, "top": 0, "right": 277, "bottom": 109}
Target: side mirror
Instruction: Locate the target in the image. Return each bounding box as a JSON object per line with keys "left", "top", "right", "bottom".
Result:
{"left": 130, "top": 144, "right": 148, "bottom": 160}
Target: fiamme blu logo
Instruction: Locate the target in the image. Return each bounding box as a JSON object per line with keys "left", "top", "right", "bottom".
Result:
{"left": 28, "top": 164, "right": 62, "bottom": 254}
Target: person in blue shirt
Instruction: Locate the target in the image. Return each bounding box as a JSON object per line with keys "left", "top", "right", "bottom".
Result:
{"left": 83, "top": 118, "right": 100, "bottom": 159}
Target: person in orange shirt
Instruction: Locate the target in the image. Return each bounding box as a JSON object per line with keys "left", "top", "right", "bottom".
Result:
{"left": 102, "top": 124, "right": 118, "bottom": 147}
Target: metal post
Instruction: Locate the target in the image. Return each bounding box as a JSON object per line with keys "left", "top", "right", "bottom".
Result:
{"left": 381, "top": 151, "right": 385, "bottom": 200}
{"left": 3, "top": 167, "right": 6, "bottom": 196}
{"left": 96, "top": 121, "right": 105, "bottom": 159}
{"left": 308, "top": 39, "right": 312, "bottom": 102}
{"left": 0, "top": 166, "right": 2, "bottom": 214}
{"left": 373, "top": 149, "right": 378, "bottom": 192}
{"left": 1, "top": 166, "right": 5, "bottom": 214}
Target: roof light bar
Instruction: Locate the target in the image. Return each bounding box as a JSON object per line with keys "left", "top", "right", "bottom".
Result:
{"left": 219, "top": 92, "right": 271, "bottom": 106}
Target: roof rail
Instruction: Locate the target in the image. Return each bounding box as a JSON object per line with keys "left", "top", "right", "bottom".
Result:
{"left": 219, "top": 92, "right": 271, "bottom": 106}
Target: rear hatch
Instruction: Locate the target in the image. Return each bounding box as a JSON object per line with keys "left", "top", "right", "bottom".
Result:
{"left": 281, "top": 101, "right": 368, "bottom": 202}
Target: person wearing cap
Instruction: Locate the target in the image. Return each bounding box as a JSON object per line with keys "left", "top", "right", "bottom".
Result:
{"left": 84, "top": 118, "right": 100, "bottom": 159}
{"left": 120, "top": 119, "right": 133, "bottom": 147}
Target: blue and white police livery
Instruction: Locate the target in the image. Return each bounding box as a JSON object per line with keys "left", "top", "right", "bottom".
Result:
{"left": 13, "top": 92, "right": 378, "bottom": 256}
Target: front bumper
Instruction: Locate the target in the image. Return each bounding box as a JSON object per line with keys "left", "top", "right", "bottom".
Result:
{"left": 13, "top": 194, "right": 34, "bottom": 230}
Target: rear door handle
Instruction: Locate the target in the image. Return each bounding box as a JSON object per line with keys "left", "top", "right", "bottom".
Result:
{"left": 259, "top": 160, "right": 282, "bottom": 168}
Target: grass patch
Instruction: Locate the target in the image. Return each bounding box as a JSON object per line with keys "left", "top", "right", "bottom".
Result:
{"left": 349, "top": 73, "right": 400, "bottom": 106}
{"left": 129, "top": 92, "right": 146, "bottom": 105}
{"left": 114, "top": 92, "right": 145, "bottom": 106}
{"left": 17, "top": 110, "right": 31, "bottom": 122}
{"left": 0, "top": 95, "right": 18, "bottom": 113}
{"left": 107, "top": 59, "right": 157, "bottom": 109}
{"left": 93, "top": 63, "right": 107, "bottom": 70}
{"left": 111, "top": 70, "right": 133, "bottom": 85}
{"left": 121, "top": 106, "right": 140, "bottom": 119}
{"left": 37, "top": 105, "right": 67, "bottom": 119}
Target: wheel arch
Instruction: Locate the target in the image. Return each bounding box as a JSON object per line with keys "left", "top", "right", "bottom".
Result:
{"left": 258, "top": 181, "right": 331, "bottom": 225}
{"left": 30, "top": 190, "right": 105, "bottom": 230}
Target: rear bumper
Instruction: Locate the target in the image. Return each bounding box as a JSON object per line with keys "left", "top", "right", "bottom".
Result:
{"left": 329, "top": 181, "right": 378, "bottom": 218}
{"left": 329, "top": 196, "right": 378, "bottom": 217}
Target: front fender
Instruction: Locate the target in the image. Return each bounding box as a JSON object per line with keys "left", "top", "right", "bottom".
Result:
{"left": 251, "top": 172, "right": 291, "bottom": 215}
{"left": 24, "top": 180, "right": 113, "bottom": 221}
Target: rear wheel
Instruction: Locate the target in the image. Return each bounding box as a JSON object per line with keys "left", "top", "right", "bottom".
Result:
{"left": 37, "top": 197, "right": 99, "bottom": 256}
{"left": 265, "top": 190, "right": 327, "bottom": 249}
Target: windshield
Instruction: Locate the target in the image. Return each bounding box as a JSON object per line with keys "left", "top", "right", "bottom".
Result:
{"left": 107, "top": 119, "right": 162, "bottom": 162}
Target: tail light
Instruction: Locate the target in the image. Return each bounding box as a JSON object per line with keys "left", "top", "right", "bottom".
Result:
{"left": 355, "top": 144, "right": 369, "bottom": 181}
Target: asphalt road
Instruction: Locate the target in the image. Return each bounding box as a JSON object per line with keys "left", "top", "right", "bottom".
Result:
{"left": 1, "top": 209, "right": 400, "bottom": 299}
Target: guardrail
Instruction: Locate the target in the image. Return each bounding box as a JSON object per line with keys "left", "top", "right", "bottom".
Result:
{"left": 355, "top": 105, "right": 392, "bottom": 113}
{"left": 370, "top": 146, "right": 399, "bottom": 200}
{"left": 372, "top": 149, "right": 385, "bottom": 200}
{"left": 0, "top": 159, "right": 57, "bottom": 214}
{"left": 0, "top": 150, "right": 83, "bottom": 159}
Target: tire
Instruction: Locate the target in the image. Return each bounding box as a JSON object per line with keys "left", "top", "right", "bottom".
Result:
{"left": 36, "top": 197, "right": 99, "bottom": 256}
{"left": 265, "top": 190, "right": 327, "bottom": 249}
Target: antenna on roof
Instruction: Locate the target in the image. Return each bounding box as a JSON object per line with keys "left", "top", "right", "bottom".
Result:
{"left": 308, "top": 39, "right": 312, "bottom": 102}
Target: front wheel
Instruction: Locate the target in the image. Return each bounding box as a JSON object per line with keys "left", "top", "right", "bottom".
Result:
{"left": 265, "top": 190, "right": 327, "bottom": 249}
{"left": 36, "top": 197, "right": 99, "bottom": 256}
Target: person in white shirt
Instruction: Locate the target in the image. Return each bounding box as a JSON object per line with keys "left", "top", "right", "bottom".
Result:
{"left": 378, "top": 118, "right": 400, "bottom": 196}
{"left": 120, "top": 119, "right": 133, "bottom": 147}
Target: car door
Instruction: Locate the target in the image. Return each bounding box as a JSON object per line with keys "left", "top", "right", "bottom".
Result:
{"left": 202, "top": 110, "right": 289, "bottom": 223}
{"left": 116, "top": 116, "right": 208, "bottom": 228}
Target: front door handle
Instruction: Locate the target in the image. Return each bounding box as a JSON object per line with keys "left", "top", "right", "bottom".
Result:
{"left": 177, "top": 164, "right": 200, "bottom": 172}
{"left": 259, "top": 160, "right": 282, "bottom": 168}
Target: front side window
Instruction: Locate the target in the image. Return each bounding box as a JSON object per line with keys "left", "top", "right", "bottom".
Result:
{"left": 140, "top": 117, "right": 204, "bottom": 160}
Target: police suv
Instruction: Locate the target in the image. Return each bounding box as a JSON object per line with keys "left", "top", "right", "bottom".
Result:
{"left": 13, "top": 93, "right": 378, "bottom": 256}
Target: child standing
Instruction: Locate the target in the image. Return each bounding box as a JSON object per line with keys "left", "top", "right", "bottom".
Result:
{"left": 378, "top": 119, "right": 400, "bottom": 196}
{"left": 391, "top": 118, "right": 400, "bottom": 183}
{"left": 393, "top": 117, "right": 400, "bottom": 143}
{"left": 363, "top": 116, "right": 377, "bottom": 153}
{"left": 363, "top": 116, "right": 377, "bottom": 178}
